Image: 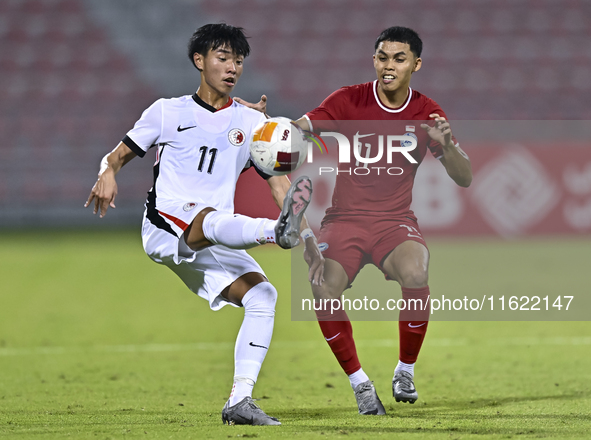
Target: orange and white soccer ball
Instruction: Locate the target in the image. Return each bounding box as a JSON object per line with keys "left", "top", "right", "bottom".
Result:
{"left": 249, "top": 117, "right": 308, "bottom": 176}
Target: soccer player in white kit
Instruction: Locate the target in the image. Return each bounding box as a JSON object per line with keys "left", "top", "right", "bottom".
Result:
{"left": 85, "top": 24, "right": 324, "bottom": 426}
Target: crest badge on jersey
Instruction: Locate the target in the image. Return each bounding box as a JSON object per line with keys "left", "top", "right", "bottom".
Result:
{"left": 228, "top": 128, "right": 246, "bottom": 146}
{"left": 318, "top": 242, "right": 329, "bottom": 252}
{"left": 401, "top": 132, "right": 418, "bottom": 148}
{"left": 183, "top": 202, "right": 197, "bottom": 212}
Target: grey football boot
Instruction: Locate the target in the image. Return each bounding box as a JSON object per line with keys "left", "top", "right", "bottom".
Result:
{"left": 275, "top": 175, "right": 313, "bottom": 249}
{"left": 353, "top": 381, "right": 386, "bottom": 415}
{"left": 392, "top": 371, "right": 418, "bottom": 403}
{"left": 222, "top": 397, "right": 281, "bottom": 426}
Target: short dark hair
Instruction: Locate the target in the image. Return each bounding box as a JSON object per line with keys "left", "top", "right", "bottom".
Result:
{"left": 375, "top": 27, "right": 422, "bottom": 58}
{"left": 187, "top": 23, "right": 250, "bottom": 69}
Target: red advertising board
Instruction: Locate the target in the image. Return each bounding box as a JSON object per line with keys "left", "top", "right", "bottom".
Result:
{"left": 235, "top": 144, "right": 591, "bottom": 237}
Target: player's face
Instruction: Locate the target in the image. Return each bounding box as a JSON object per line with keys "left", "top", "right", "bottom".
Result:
{"left": 194, "top": 46, "right": 244, "bottom": 96}
{"left": 373, "top": 41, "right": 421, "bottom": 94}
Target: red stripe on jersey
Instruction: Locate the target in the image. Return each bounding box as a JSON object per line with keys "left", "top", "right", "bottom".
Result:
{"left": 217, "top": 97, "right": 233, "bottom": 111}
{"left": 158, "top": 211, "right": 189, "bottom": 231}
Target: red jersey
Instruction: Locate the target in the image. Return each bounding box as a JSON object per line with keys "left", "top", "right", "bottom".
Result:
{"left": 306, "top": 80, "right": 455, "bottom": 218}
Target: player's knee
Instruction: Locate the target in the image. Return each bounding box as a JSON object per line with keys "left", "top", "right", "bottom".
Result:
{"left": 197, "top": 208, "right": 218, "bottom": 240}
{"left": 399, "top": 268, "right": 429, "bottom": 288}
{"left": 242, "top": 281, "right": 277, "bottom": 318}
{"left": 312, "top": 281, "right": 343, "bottom": 301}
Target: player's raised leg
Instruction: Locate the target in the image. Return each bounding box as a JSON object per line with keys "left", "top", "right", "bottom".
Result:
{"left": 220, "top": 273, "right": 281, "bottom": 426}
{"left": 382, "top": 240, "right": 431, "bottom": 404}
{"left": 185, "top": 175, "right": 312, "bottom": 251}
{"left": 312, "top": 258, "right": 386, "bottom": 415}
{"left": 274, "top": 175, "right": 313, "bottom": 249}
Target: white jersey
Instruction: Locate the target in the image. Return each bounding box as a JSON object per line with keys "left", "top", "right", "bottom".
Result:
{"left": 124, "top": 94, "right": 266, "bottom": 232}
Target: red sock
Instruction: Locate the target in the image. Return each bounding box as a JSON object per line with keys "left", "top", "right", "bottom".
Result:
{"left": 315, "top": 302, "right": 361, "bottom": 375}
{"left": 398, "top": 286, "right": 430, "bottom": 364}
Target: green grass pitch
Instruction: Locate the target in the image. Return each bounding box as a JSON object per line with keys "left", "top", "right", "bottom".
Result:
{"left": 1, "top": 230, "right": 590, "bottom": 439}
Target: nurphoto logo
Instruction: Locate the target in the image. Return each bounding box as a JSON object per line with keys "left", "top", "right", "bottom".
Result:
{"left": 303, "top": 129, "right": 418, "bottom": 176}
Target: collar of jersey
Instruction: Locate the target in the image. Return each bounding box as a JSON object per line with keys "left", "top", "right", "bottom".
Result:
{"left": 192, "top": 93, "right": 233, "bottom": 113}
{"left": 372, "top": 80, "right": 412, "bottom": 113}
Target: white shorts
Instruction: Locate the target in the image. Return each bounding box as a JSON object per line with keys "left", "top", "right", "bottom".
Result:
{"left": 141, "top": 203, "right": 266, "bottom": 311}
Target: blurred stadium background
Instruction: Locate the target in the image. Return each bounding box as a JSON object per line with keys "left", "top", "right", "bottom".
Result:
{"left": 1, "top": 0, "right": 590, "bottom": 237}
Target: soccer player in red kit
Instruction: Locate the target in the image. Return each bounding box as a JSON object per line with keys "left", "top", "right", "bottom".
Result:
{"left": 237, "top": 26, "right": 472, "bottom": 415}
{"left": 300, "top": 27, "right": 472, "bottom": 415}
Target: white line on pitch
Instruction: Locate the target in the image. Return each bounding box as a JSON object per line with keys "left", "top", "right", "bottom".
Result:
{"left": 0, "top": 337, "right": 589, "bottom": 357}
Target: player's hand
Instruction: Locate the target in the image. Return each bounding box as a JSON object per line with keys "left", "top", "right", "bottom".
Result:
{"left": 421, "top": 113, "right": 453, "bottom": 147}
{"left": 234, "top": 95, "right": 267, "bottom": 115}
{"left": 84, "top": 171, "right": 118, "bottom": 218}
{"left": 303, "top": 237, "right": 325, "bottom": 286}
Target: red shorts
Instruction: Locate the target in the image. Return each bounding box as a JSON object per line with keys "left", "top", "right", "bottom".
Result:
{"left": 318, "top": 213, "right": 428, "bottom": 284}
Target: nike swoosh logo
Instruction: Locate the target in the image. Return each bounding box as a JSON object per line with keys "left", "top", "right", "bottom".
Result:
{"left": 177, "top": 125, "right": 196, "bottom": 132}
{"left": 249, "top": 342, "right": 268, "bottom": 349}
{"left": 408, "top": 322, "right": 426, "bottom": 328}
{"left": 407, "top": 234, "right": 423, "bottom": 239}
{"left": 325, "top": 332, "right": 341, "bottom": 342}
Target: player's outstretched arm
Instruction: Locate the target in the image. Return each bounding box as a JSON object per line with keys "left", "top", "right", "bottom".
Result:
{"left": 233, "top": 95, "right": 268, "bottom": 117}
{"left": 293, "top": 117, "right": 311, "bottom": 132}
{"left": 85, "top": 142, "right": 137, "bottom": 218}
{"left": 421, "top": 113, "right": 472, "bottom": 187}
{"left": 267, "top": 175, "right": 325, "bottom": 285}
{"left": 232, "top": 96, "right": 314, "bottom": 134}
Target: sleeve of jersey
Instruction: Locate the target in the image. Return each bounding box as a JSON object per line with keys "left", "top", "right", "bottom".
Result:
{"left": 122, "top": 99, "right": 163, "bottom": 158}
{"left": 426, "top": 106, "right": 459, "bottom": 160}
{"left": 304, "top": 88, "right": 347, "bottom": 133}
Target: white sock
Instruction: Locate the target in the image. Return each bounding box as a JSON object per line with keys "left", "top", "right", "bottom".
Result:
{"left": 202, "top": 211, "right": 276, "bottom": 249}
{"left": 348, "top": 368, "right": 370, "bottom": 389}
{"left": 229, "top": 377, "right": 254, "bottom": 407}
{"left": 394, "top": 360, "right": 415, "bottom": 377}
{"left": 230, "top": 282, "right": 277, "bottom": 406}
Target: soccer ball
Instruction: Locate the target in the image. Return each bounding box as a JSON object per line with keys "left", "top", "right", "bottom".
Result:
{"left": 249, "top": 117, "right": 308, "bottom": 176}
